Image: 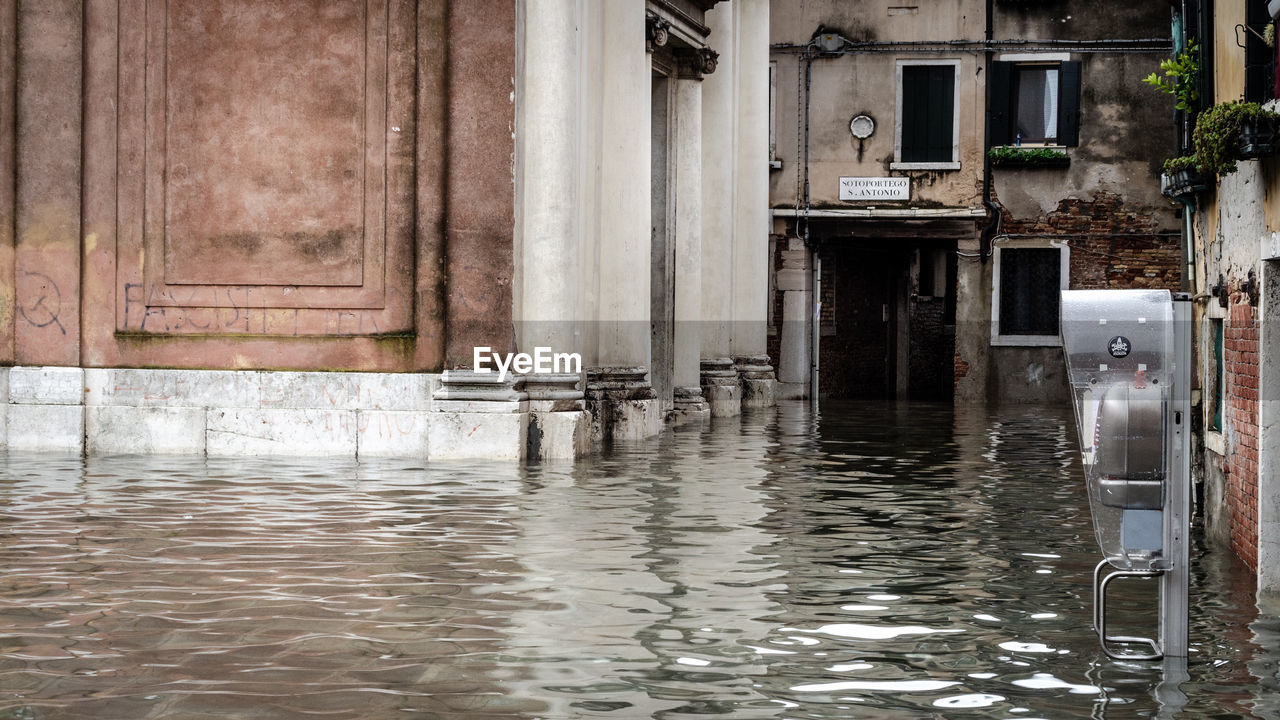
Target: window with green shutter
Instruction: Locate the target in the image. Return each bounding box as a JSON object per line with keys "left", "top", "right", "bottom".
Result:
{"left": 989, "top": 60, "right": 1081, "bottom": 147}
{"left": 900, "top": 64, "right": 956, "bottom": 163}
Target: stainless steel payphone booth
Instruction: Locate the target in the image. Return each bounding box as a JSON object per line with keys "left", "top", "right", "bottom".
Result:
{"left": 1061, "top": 289, "right": 1192, "bottom": 660}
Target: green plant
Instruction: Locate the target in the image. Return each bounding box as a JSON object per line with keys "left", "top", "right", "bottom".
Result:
{"left": 987, "top": 146, "right": 1068, "bottom": 164}
{"left": 1162, "top": 155, "right": 1200, "bottom": 175}
{"left": 1192, "top": 101, "right": 1280, "bottom": 175}
{"left": 1143, "top": 40, "right": 1199, "bottom": 112}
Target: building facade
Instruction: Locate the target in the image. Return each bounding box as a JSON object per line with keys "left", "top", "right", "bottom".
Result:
{"left": 1175, "top": 0, "right": 1280, "bottom": 610}
{"left": 767, "top": 0, "right": 1182, "bottom": 404}
{"left": 0, "top": 0, "right": 776, "bottom": 460}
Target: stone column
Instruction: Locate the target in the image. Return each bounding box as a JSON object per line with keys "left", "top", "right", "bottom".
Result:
{"left": 672, "top": 66, "right": 710, "bottom": 423}
{"left": 699, "top": 1, "right": 741, "bottom": 418}
{"left": 587, "top": 0, "right": 661, "bottom": 440}
{"left": 776, "top": 236, "right": 811, "bottom": 399}
{"left": 515, "top": 0, "right": 587, "bottom": 458}
{"left": 729, "top": 0, "right": 776, "bottom": 408}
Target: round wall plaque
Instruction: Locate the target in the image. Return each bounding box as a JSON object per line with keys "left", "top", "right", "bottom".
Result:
{"left": 849, "top": 114, "right": 875, "bottom": 139}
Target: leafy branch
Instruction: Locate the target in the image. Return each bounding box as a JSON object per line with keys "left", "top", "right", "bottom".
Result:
{"left": 1143, "top": 40, "right": 1199, "bottom": 113}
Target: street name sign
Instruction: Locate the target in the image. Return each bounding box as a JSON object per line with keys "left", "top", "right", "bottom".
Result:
{"left": 839, "top": 177, "right": 909, "bottom": 201}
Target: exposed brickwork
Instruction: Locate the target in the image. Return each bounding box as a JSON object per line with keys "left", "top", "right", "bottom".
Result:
{"left": 954, "top": 353, "right": 970, "bottom": 382}
{"left": 999, "top": 192, "right": 1182, "bottom": 290}
{"left": 1223, "top": 294, "right": 1260, "bottom": 571}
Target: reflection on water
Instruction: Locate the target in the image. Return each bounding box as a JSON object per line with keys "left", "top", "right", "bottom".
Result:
{"left": 0, "top": 401, "right": 1277, "bottom": 718}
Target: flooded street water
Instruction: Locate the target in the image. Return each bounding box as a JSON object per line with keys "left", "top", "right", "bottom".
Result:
{"left": 1, "top": 401, "right": 1278, "bottom": 719}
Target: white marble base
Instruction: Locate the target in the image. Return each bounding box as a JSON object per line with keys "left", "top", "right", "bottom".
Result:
{"left": 207, "top": 408, "right": 358, "bottom": 457}
{"left": 88, "top": 405, "right": 206, "bottom": 455}
{"left": 427, "top": 411, "right": 528, "bottom": 460}
{"left": 8, "top": 404, "right": 83, "bottom": 452}
{"left": 528, "top": 411, "right": 589, "bottom": 460}
{"left": 776, "top": 381, "right": 809, "bottom": 400}
{"left": 357, "top": 410, "right": 431, "bottom": 458}
{"left": 741, "top": 378, "right": 777, "bottom": 408}
{"left": 611, "top": 398, "right": 663, "bottom": 441}
{"left": 0, "top": 368, "right": 7, "bottom": 450}
{"left": 704, "top": 382, "right": 742, "bottom": 417}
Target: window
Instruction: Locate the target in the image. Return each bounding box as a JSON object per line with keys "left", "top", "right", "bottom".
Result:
{"left": 1244, "top": 0, "right": 1277, "bottom": 102}
{"left": 990, "top": 241, "right": 1069, "bottom": 346}
{"left": 1209, "top": 317, "right": 1224, "bottom": 433}
{"left": 894, "top": 61, "right": 960, "bottom": 169}
{"left": 990, "top": 57, "right": 1081, "bottom": 147}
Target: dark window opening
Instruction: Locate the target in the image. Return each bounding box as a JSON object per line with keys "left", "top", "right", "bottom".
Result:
{"left": 1245, "top": 0, "right": 1277, "bottom": 102}
{"left": 998, "top": 247, "right": 1061, "bottom": 336}
{"left": 901, "top": 65, "right": 955, "bottom": 163}
{"left": 1210, "top": 317, "right": 1224, "bottom": 432}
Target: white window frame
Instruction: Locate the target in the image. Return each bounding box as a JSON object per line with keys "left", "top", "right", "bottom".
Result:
{"left": 892, "top": 59, "right": 962, "bottom": 171}
{"left": 990, "top": 238, "right": 1069, "bottom": 346}
{"left": 1202, "top": 306, "right": 1227, "bottom": 455}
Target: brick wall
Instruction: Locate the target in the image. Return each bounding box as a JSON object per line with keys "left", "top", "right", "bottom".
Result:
{"left": 1224, "top": 295, "right": 1260, "bottom": 570}
{"left": 1000, "top": 192, "right": 1182, "bottom": 290}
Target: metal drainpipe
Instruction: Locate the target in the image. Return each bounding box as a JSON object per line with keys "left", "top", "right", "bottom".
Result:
{"left": 800, "top": 45, "right": 820, "bottom": 408}
{"left": 980, "top": 0, "right": 999, "bottom": 263}
{"left": 1177, "top": 1, "right": 1198, "bottom": 296}
{"left": 1181, "top": 199, "right": 1197, "bottom": 294}
{"left": 811, "top": 248, "right": 821, "bottom": 411}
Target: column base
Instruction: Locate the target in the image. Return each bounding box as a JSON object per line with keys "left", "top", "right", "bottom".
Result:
{"left": 777, "top": 381, "right": 809, "bottom": 400}
{"left": 586, "top": 367, "right": 662, "bottom": 442}
{"left": 735, "top": 354, "right": 778, "bottom": 409}
{"left": 429, "top": 370, "right": 529, "bottom": 460}
{"left": 671, "top": 385, "right": 711, "bottom": 425}
{"left": 700, "top": 357, "right": 741, "bottom": 417}
{"left": 525, "top": 372, "right": 588, "bottom": 460}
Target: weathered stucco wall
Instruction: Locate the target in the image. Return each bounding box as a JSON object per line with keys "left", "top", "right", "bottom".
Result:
{"left": 769, "top": 0, "right": 987, "bottom": 211}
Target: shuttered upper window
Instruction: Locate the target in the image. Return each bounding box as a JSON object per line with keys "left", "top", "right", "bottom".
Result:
{"left": 990, "top": 60, "right": 1082, "bottom": 147}
{"left": 894, "top": 61, "right": 960, "bottom": 169}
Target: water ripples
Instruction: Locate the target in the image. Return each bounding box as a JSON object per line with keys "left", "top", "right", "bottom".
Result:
{"left": 0, "top": 401, "right": 1277, "bottom": 718}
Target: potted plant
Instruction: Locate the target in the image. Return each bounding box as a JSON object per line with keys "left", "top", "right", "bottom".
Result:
{"left": 1160, "top": 156, "right": 1208, "bottom": 198}
{"left": 1238, "top": 109, "right": 1280, "bottom": 158}
{"left": 987, "top": 146, "right": 1070, "bottom": 167}
{"left": 1193, "top": 101, "right": 1280, "bottom": 175}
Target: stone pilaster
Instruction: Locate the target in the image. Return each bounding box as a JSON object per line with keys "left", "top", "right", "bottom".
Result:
{"left": 735, "top": 354, "right": 776, "bottom": 409}
{"left": 672, "top": 68, "right": 706, "bottom": 426}
{"left": 428, "top": 370, "right": 529, "bottom": 460}
{"left": 728, "top": 0, "right": 774, "bottom": 407}
{"left": 699, "top": 4, "right": 738, "bottom": 418}
{"left": 777, "top": 236, "right": 811, "bottom": 399}
{"left": 586, "top": 366, "right": 662, "bottom": 442}
{"left": 700, "top": 356, "right": 741, "bottom": 418}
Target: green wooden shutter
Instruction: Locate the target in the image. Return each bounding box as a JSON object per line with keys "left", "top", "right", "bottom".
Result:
{"left": 989, "top": 61, "right": 1012, "bottom": 147}
{"left": 901, "top": 65, "right": 954, "bottom": 163}
{"left": 1058, "top": 61, "right": 1082, "bottom": 147}
{"left": 927, "top": 66, "right": 955, "bottom": 160}
{"left": 901, "top": 67, "right": 928, "bottom": 162}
